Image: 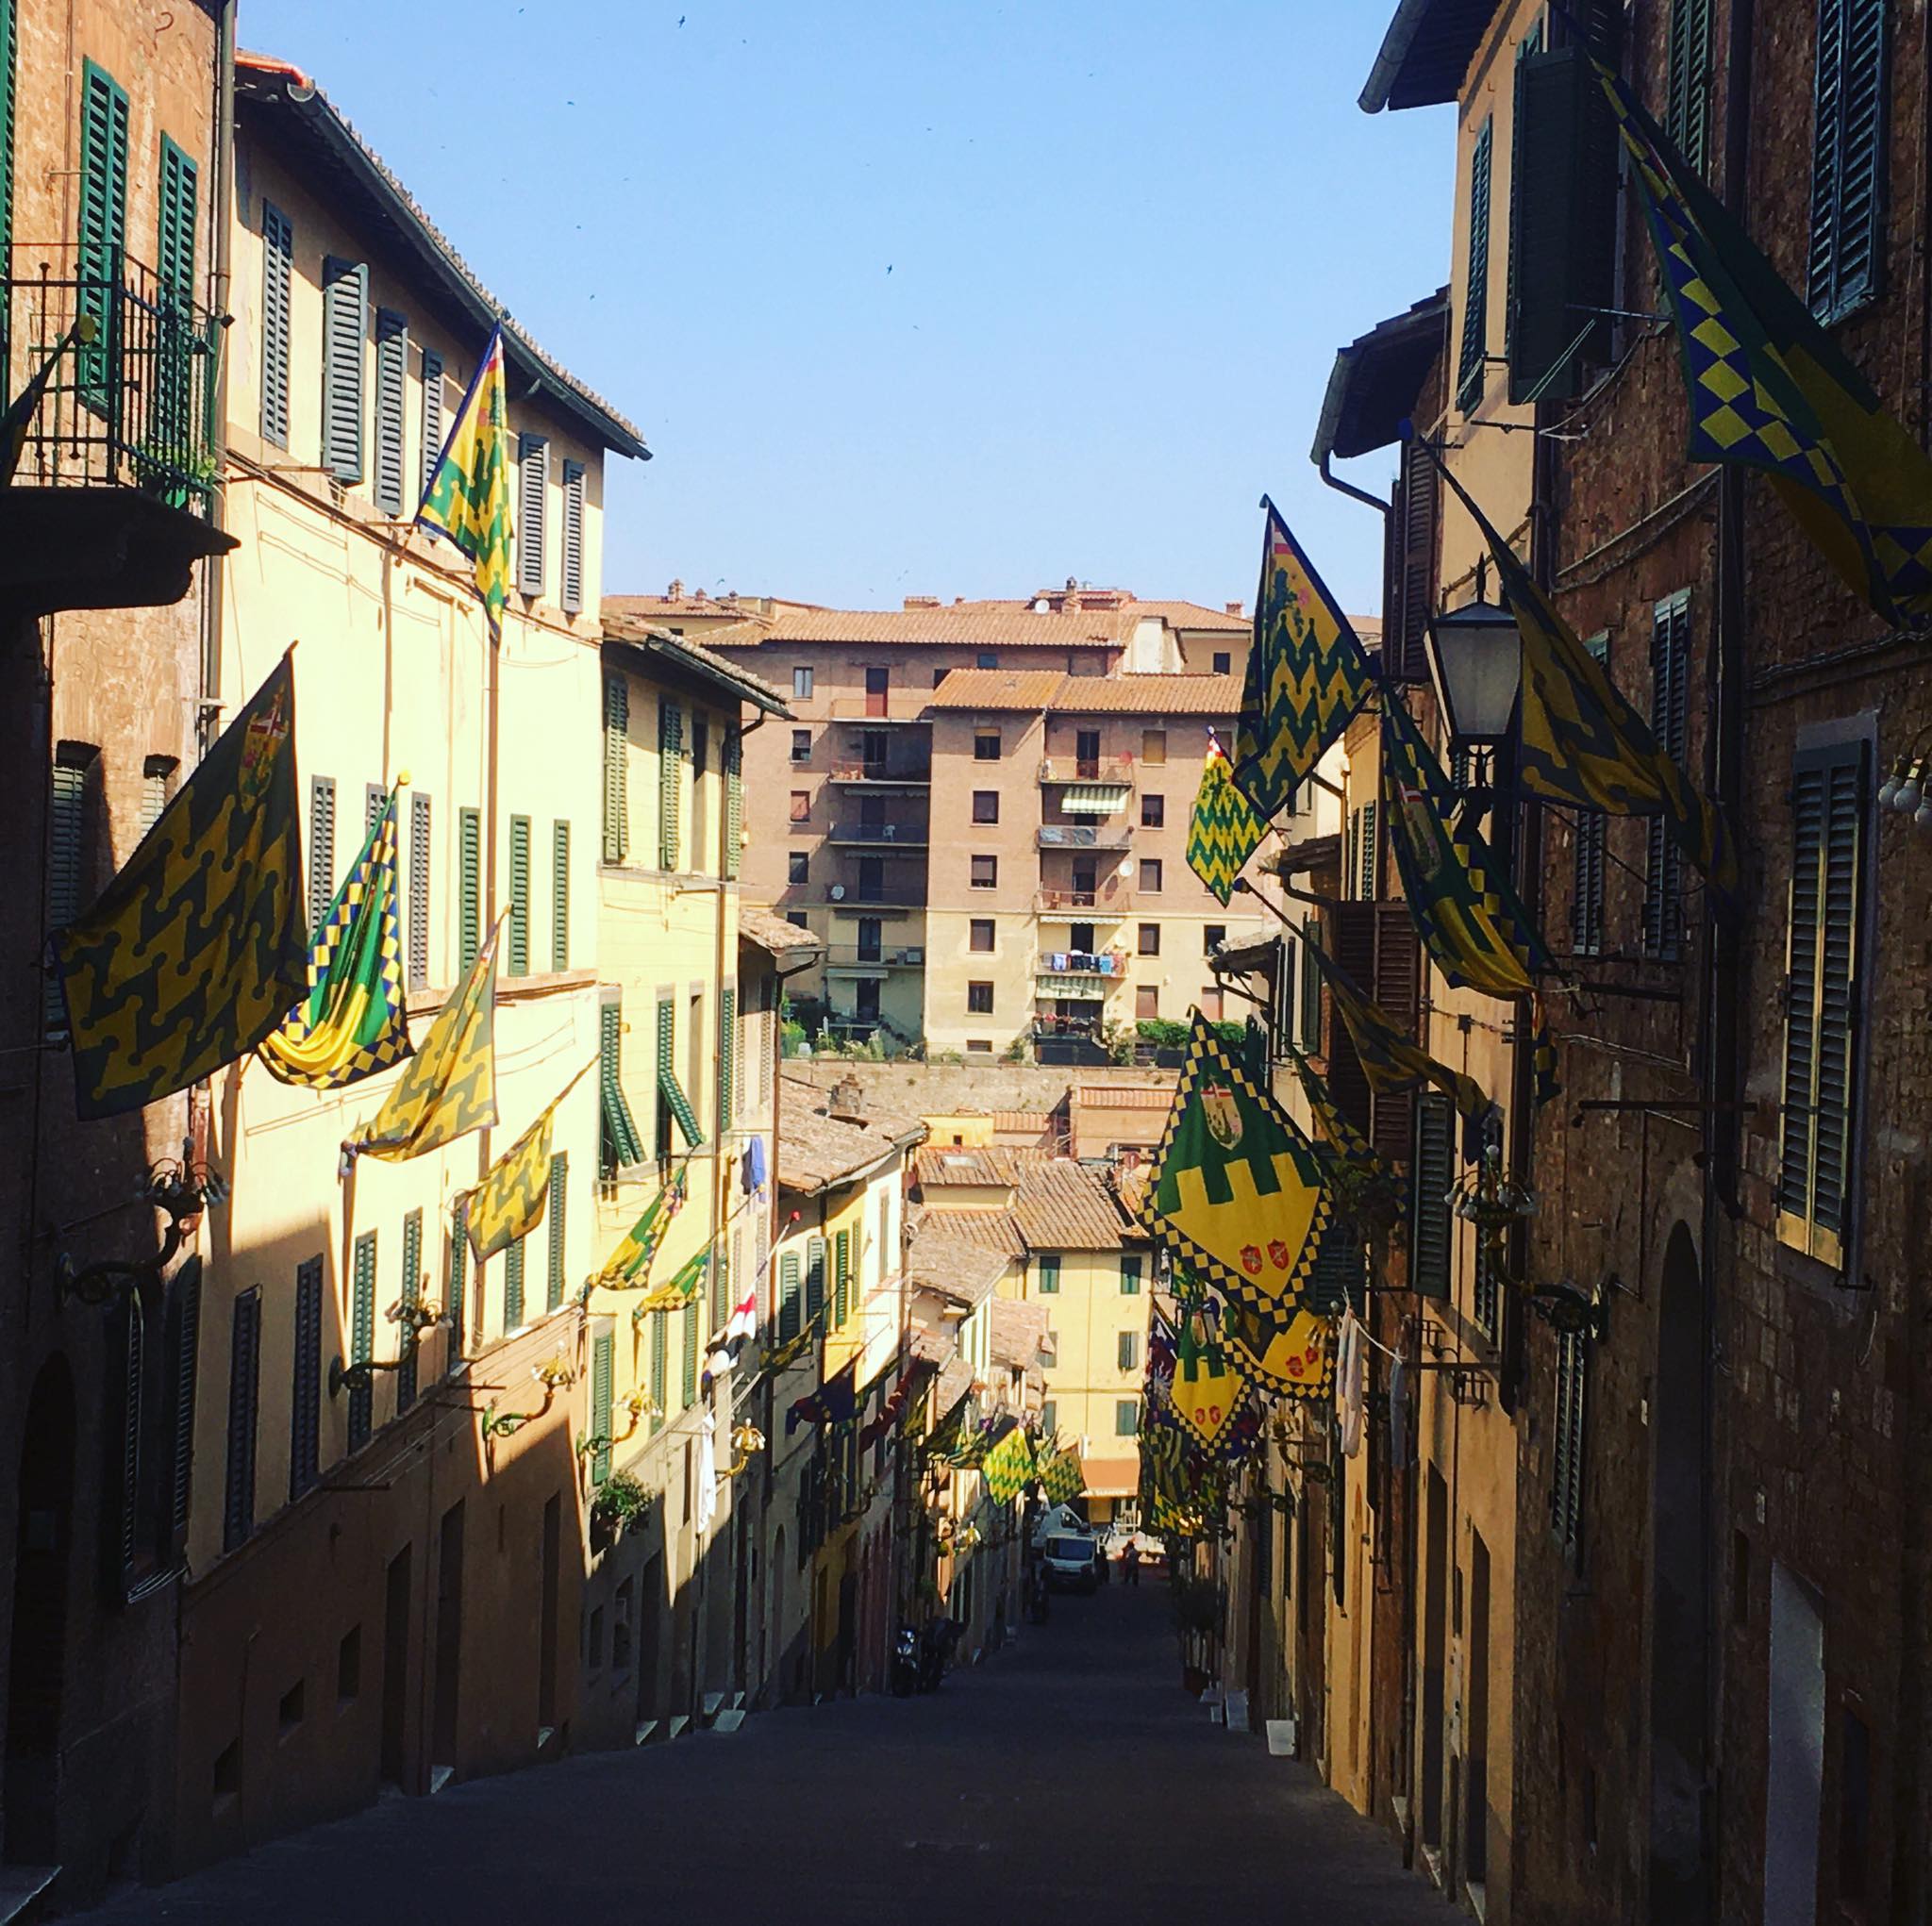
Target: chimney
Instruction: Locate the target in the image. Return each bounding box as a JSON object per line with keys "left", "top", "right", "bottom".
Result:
{"left": 1224, "top": 601, "right": 1243, "bottom": 618}
{"left": 693, "top": 588, "right": 708, "bottom": 602}
{"left": 827, "top": 1074, "right": 866, "bottom": 1124}
{"left": 668, "top": 577, "right": 684, "bottom": 599}
{"left": 903, "top": 595, "right": 941, "bottom": 610}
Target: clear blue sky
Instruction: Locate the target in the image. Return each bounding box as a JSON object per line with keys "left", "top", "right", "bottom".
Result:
{"left": 239, "top": 2, "right": 1454, "bottom": 617}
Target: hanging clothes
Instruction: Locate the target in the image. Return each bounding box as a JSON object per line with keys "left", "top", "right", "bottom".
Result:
{"left": 1336, "top": 1310, "right": 1366, "bottom": 1459}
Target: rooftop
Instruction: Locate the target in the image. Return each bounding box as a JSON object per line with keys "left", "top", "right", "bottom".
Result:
{"left": 776, "top": 1074, "right": 925, "bottom": 1192}
{"left": 924, "top": 671, "right": 1243, "bottom": 718}
{"left": 1009, "top": 1160, "right": 1130, "bottom": 1253}
{"left": 990, "top": 1299, "right": 1051, "bottom": 1373}
{"left": 910, "top": 1153, "right": 1135, "bottom": 1254}
{"left": 1313, "top": 291, "right": 1451, "bottom": 463}
{"left": 1359, "top": 0, "right": 1507, "bottom": 113}
{"left": 604, "top": 619, "right": 791, "bottom": 716}
{"left": 905, "top": 1223, "right": 1014, "bottom": 1308}
{"left": 740, "top": 904, "right": 824, "bottom": 959}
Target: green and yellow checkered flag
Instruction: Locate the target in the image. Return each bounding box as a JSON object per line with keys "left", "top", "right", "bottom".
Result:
{"left": 1233, "top": 498, "right": 1374, "bottom": 819}
{"left": 418, "top": 326, "right": 513, "bottom": 639}
{"left": 630, "top": 1245, "right": 709, "bottom": 1318}
{"left": 1594, "top": 57, "right": 1932, "bottom": 627}
{"left": 981, "top": 1424, "right": 1035, "bottom": 1506}
{"left": 583, "top": 1164, "right": 689, "bottom": 1297}
{"left": 258, "top": 789, "right": 411, "bottom": 1088}
{"left": 1169, "top": 1288, "right": 1250, "bottom": 1455}
{"left": 1285, "top": 1046, "right": 1386, "bottom": 1179}
{"left": 463, "top": 1061, "right": 591, "bottom": 1262}
{"left": 52, "top": 653, "right": 307, "bottom": 1120}
{"left": 1138, "top": 1009, "right": 1331, "bottom": 1328}
{"left": 1039, "top": 1447, "right": 1085, "bottom": 1506}
{"left": 1187, "top": 731, "right": 1267, "bottom": 905}
{"left": 1221, "top": 1294, "right": 1335, "bottom": 1402}
{"left": 1380, "top": 704, "right": 1552, "bottom": 1000}
{"left": 341, "top": 920, "right": 500, "bottom": 1171}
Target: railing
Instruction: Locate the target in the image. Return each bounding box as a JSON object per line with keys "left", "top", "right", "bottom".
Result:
{"left": 824, "top": 696, "right": 932, "bottom": 724}
{"left": 1035, "top": 950, "right": 1128, "bottom": 978}
{"left": 1038, "top": 823, "right": 1133, "bottom": 851}
{"left": 1034, "top": 888, "right": 1135, "bottom": 917}
{"left": 824, "top": 759, "right": 933, "bottom": 785}
{"left": 824, "top": 888, "right": 925, "bottom": 909}
{"left": 4, "top": 245, "right": 221, "bottom": 513}
{"left": 1038, "top": 756, "right": 1136, "bottom": 785}
{"left": 825, "top": 822, "right": 930, "bottom": 844}
{"left": 1032, "top": 1015, "right": 1101, "bottom": 1041}
{"left": 823, "top": 944, "right": 925, "bottom": 968}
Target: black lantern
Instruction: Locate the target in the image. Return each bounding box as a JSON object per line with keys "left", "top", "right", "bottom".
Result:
{"left": 1425, "top": 598, "right": 1523, "bottom": 751}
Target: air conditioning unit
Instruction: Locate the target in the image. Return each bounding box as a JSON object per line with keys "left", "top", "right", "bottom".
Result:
{"left": 903, "top": 947, "right": 924, "bottom": 964}
{"left": 829, "top": 884, "right": 846, "bottom": 901}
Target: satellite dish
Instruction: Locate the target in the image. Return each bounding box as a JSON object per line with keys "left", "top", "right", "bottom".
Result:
{"left": 829, "top": 884, "right": 846, "bottom": 901}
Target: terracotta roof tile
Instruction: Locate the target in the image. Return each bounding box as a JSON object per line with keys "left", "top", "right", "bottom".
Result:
{"left": 910, "top": 1204, "right": 1028, "bottom": 1260}
{"left": 912, "top": 1145, "right": 1039, "bottom": 1189}
{"left": 744, "top": 607, "right": 1130, "bottom": 649}
{"left": 1049, "top": 673, "right": 1243, "bottom": 717}
{"left": 1009, "top": 1160, "right": 1129, "bottom": 1253}
{"left": 1077, "top": 1084, "right": 1177, "bottom": 1109}
{"left": 991, "top": 1300, "right": 1051, "bottom": 1371}
{"left": 740, "top": 904, "right": 823, "bottom": 957}
{"left": 923, "top": 670, "right": 1068, "bottom": 712}
{"left": 603, "top": 618, "right": 790, "bottom": 709}
{"left": 906, "top": 1222, "right": 1013, "bottom": 1305}
{"left": 776, "top": 1074, "right": 924, "bottom": 1192}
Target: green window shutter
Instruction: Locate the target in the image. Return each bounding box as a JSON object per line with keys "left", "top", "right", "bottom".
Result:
{"left": 681, "top": 1297, "right": 699, "bottom": 1408}
{"left": 223, "top": 1288, "right": 262, "bottom": 1551}
{"left": 420, "top": 348, "right": 444, "bottom": 498}
{"left": 157, "top": 136, "right": 198, "bottom": 296}
{"left": 1457, "top": 117, "right": 1493, "bottom": 410}
{"left": 508, "top": 814, "right": 531, "bottom": 976}
{"left": 348, "top": 1231, "right": 376, "bottom": 1451}
{"left": 1777, "top": 739, "right": 1868, "bottom": 1268}
{"left": 505, "top": 1237, "right": 525, "bottom": 1331}
{"left": 444, "top": 1203, "right": 468, "bottom": 1368}
{"left": 397, "top": 1207, "right": 423, "bottom": 1413}
{"left": 599, "top": 1002, "right": 646, "bottom": 1174}
{"left": 75, "top": 60, "right": 128, "bottom": 407}
{"left": 1666, "top": 0, "right": 1715, "bottom": 176}
{"left": 658, "top": 701, "right": 684, "bottom": 869}
{"left": 1038, "top": 1254, "right": 1059, "bottom": 1295}
{"left": 1120, "top": 1254, "right": 1141, "bottom": 1296}
{"left": 560, "top": 460, "right": 586, "bottom": 614}
{"left": 0, "top": 0, "right": 17, "bottom": 262}
{"left": 805, "top": 1236, "right": 826, "bottom": 1324}
{"left": 154, "top": 134, "right": 200, "bottom": 470}
{"left": 166, "top": 1262, "right": 202, "bottom": 1547}
{"left": 1502, "top": 22, "right": 1543, "bottom": 369}
{"left": 1115, "top": 1400, "right": 1138, "bottom": 1438}
{"left": 657, "top": 999, "right": 703, "bottom": 1150}
{"left": 1807, "top": 0, "right": 1890, "bottom": 324}
{"left": 713, "top": 1237, "right": 730, "bottom": 1331}
{"left": 724, "top": 726, "right": 743, "bottom": 880}
{"left": 546, "top": 1152, "right": 568, "bottom": 1311}
{"left": 1550, "top": 1325, "right": 1588, "bottom": 1554}
{"left": 718, "top": 986, "right": 737, "bottom": 1126}
{"left": 1410, "top": 1094, "right": 1456, "bottom": 1300}
{"left": 308, "top": 774, "right": 336, "bottom": 934}
{"left": 650, "top": 1311, "right": 668, "bottom": 1431}
{"left": 552, "top": 821, "right": 571, "bottom": 971}
{"left": 778, "top": 1252, "right": 802, "bottom": 1342}
{"left": 1300, "top": 915, "right": 1324, "bottom": 1045}
{"left": 1643, "top": 595, "right": 1690, "bottom": 960}
{"left": 373, "top": 308, "right": 408, "bottom": 517}
{"left": 408, "top": 793, "right": 431, "bottom": 989}
{"left": 517, "top": 434, "right": 547, "bottom": 597}
{"left": 1118, "top": 1330, "right": 1140, "bottom": 1371}
{"left": 591, "top": 1329, "right": 614, "bottom": 1485}
{"left": 290, "top": 1257, "right": 322, "bottom": 1502}
{"left": 833, "top": 1229, "right": 851, "bottom": 1327}
{"left": 259, "top": 201, "right": 293, "bottom": 448}
{"left": 1572, "top": 635, "right": 1610, "bottom": 955}
{"left": 603, "top": 672, "right": 630, "bottom": 862}
{"left": 321, "top": 256, "right": 368, "bottom": 484}
{"left": 458, "top": 806, "right": 481, "bottom": 972}
{"left": 46, "top": 753, "right": 92, "bottom": 1031}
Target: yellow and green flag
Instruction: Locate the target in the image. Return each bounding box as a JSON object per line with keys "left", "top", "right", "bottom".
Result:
{"left": 1187, "top": 730, "right": 1268, "bottom": 905}
{"left": 258, "top": 790, "right": 411, "bottom": 1088}
{"left": 52, "top": 653, "right": 307, "bottom": 1120}
{"left": 583, "top": 1164, "right": 689, "bottom": 1297}
{"left": 1169, "top": 1293, "right": 1250, "bottom": 1455}
{"left": 981, "top": 1424, "right": 1036, "bottom": 1506}
{"left": 1039, "top": 1447, "right": 1085, "bottom": 1506}
{"left": 1597, "top": 58, "right": 1932, "bottom": 627}
{"left": 464, "top": 1082, "right": 570, "bottom": 1263}
{"left": 629, "top": 1245, "right": 709, "bottom": 1318}
{"left": 418, "top": 326, "right": 514, "bottom": 639}
{"left": 1220, "top": 1294, "right": 1335, "bottom": 1403}
{"left": 1380, "top": 703, "right": 1551, "bottom": 999}
{"left": 1138, "top": 1011, "right": 1331, "bottom": 1327}
{"left": 341, "top": 921, "right": 499, "bottom": 1171}
{"left": 1233, "top": 498, "right": 1374, "bottom": 819}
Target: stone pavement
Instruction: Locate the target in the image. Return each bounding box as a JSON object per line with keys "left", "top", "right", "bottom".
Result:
{"left": 85, "top": 1586, "right": 1443, "bottom": 1925}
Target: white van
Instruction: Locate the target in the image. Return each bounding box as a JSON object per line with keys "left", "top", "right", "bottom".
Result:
{"left": 1040, "top": 1532, "right": 1100, "bottom": 1594}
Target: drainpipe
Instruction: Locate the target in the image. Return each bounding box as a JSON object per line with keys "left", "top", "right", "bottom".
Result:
{"left": 1317, "top": 451, "right": 1392, "bottom": 523}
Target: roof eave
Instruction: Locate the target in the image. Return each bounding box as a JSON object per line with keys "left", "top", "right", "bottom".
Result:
{"left": 1359, "top": 0, "right": 1506, "bottom": 112}
{"left": 604, "top": 628, "right": 792, "bottom": 717}
{"left": 1311, "top": 291, "right": 1451, "bottom": 464}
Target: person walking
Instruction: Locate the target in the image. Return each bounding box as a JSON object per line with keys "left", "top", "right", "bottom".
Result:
{"left": 1122, "top": 1540, "right": 1141, "bottom": 1587}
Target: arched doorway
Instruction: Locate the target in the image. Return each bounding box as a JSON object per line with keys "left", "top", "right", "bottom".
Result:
{"left": 1648, "top": 1222, "right": 1709, "bottom": 1923}
{"left": 6, "top": 1357, "right": 77, "bottom": 1866}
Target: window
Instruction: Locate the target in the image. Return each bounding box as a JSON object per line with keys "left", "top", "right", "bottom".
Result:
{"left": 1140, "top": 794, "right": 1165, "bottom": 829}
{"left": 555, "top": 458, "right": 586, "bottom": 613}
{"left": 347, "top": 1232, "right": 376, "bottom": 1450}
{"left": 1346, "top": 803, "right": 1380, "bottom": 901}
{"left": 458, "top": 807, "right": 481, "bottom": 971}
{"left": 972, "top": 791, "right": 999, "bottom": 824}
{"left": 971, "top": 855, "right": 997, "bottom": 888}
{"left": 1037, "top": 1254, "right": 1060, "bottom": 1295}
{"left": 789, "top": 852, "right": 809, "bottom": 883}
{"left": 790, "top": 791, "right": 810, "bottom": 823}
{"left": 1041, "top": 1399, "right": 1057, "bottom": 1435}
{"left": 307, "top": 773, "right": 337, "bottom": 933}
{"left": 1115, "top": 1399, "right": 1138, "bottom": 1437}
{"left": 778, "top": 1252, "right": 802, "bottom": 1342}
{"left": 650, "top": 1311, "right": 668, "bottom": 1430}
{"left": 658, "top": 702, "right": 683, "bottom": 870}
{"left": 1136, "top": 985, "right": 1158, "bottom": 1019}
{"left": 967, "top": 1039, "right": 993, "bottom": 1055}
{"left": 933, "top": 668, "right": 948, "bottom": 689}
{"left": 1778, "top": 735, "right": 1869, "bottom": 1269}
{"left": 46, "top": 745, "right": 97, "bottom": 1031}
{"left": 1457, "top": 117, "right": 1494, "bottom": 410}
{"left": 1118, "top": 1330, "right": 1141, "bottom": 1371}
{"left": 552, "top": 821, "right": 571, "bottom": 971}
{"left": 338, "top": 1627, "right": 361, "bottom": 1706}
{"left": 681, "top": 1298, "right": 700, "bottom": 1408}
{"left": 1572, "top": 638, "right": 1609, "bottom": 955}
{"left": 1643, "top": 596, "right": 1690, "bottom": 959}
{"left": 223, "top": 1288, "right": 261, "bottom": 1551}
{"left": 320, "top": 255, "right": 367, "bottom": 483}
{"left": 408, "top": 794, "right": 432, "bottom": 988}
{"left": 792, "top": 666, "right": 813, "bottom": 698}
{"left": 1041, "top": 1330, "right": 1059, "bottom": 1367}
{"left": 75, "top": 62, "right": 128, "bottom": 409}
{"left": 1121, "top": 1254, "right": 1142, "bottom": 1295}
{"left": 1138, "top": 923, "right": 1160, "bottom": 956}
{"left": 970, "top": 919, "right": 994, "bottom": 953}
{"left": 1807, "top": 0, "right": 1890, "bottom": 324}
{"left": 1204, "top": 924, "right": 1225, "bottom": 955}
{"left": 1141, "top": 858, "right": 1163, "bottom": 894}
{"left": 290, "top": 1257, "right": 322, "bottom": 1500}
{"left": 1550, "top": 1325, "right": 1587, "bottom": 1556}
{"left": 1212, "top": 651, "right": 1232, "bottom": 675}
{"left": 724, "top": 726, "right": 743, "bottom": 882}
{"left": 833, "top": 1229, "right": 852, "bottom": 1327}
{"left": 602, "top": 674, "right": 628, "bottom": 862}
{"left": 974, "top": 734, "right": 1000, "bottom": 761}
{"left": 420, "top": 350, "right": 445, "bottom": 497}
{"left": 508, "top": 815, "right": 531, "bottom": 976}
{"left": 976, "top": 652, "right": 998, "bottom": 670}
{"left": 373, "top": 309, "right": 408, "bottom": 516}
{"left": 1473, "top": 1231, "right": 1500, "bottom": 1344}
{"left": 1200, "top": 985, "right": 1224, "bottom": 1021}
{"left": 259, "top": 202, "right": 293, "bottom": 447}
{"left": 1141, "top": 730, "right": 1166, "bottom": 765}
{"left": 444, "top": 1204, "right": 469, "bottom": 1364}
{"left": 787, "top": 911, "right": 808, "bottom": 930}
{"left": 791, "top": 729, "right": 812, "bottom": 763}
{"left": 1665, "top": 0, "right": 1715, "bottom": 177}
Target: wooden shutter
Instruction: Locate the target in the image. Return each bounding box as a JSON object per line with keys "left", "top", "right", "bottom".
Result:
{"left": 546, "top": 1153, "right": 569, "bottom": 1311}
{"left": 1410, "top": 1095, "right": 1456, "bottom": 1297}
{"left": 806, "top": 1235, "right": 827, "bottom": 1324}
{"left": 1326, "top": 904, "right": 1378, "bottom": 1137}
{"left": 373, "top": 308, "right": 408, "bottom": 516}
{"left": 517, "top": 434, "right": 547, "bottom": 596}
{"left": 599, "top": 1000, "right": 645, "bottom": 1173}
{"left": 724, "top": 726, "right": 743, "bottom": 880}
{"left": 551, "top": 820, "right": 571, "bottom": 971}
{"left": 1807, "top": 0, "right": 1890, "bottom": 324}
{"left": 778, "top": 1252, "right": 802, "bottom": 1342}
{"left": 1643, "top": 595, "right": 1690, "bottom": 959}
{"left": 659, "top": 701, "right": 684, "bottom": 869}
{"left": 591, "top": 1330, "right": 614, "bottom": 1484}
{"left": 166, "top": 1258, "right": 202, "bottom": 1546}
{"left": 443, "top": 1205, "right": 468, "bottom": 1369}
{"left": 1457, "top": 116, "right": 1493, "bottom": 410}
{"left": 505, "top": 1237, "right": 525, "bottom": 1332}
{"left": 420, "top": 348, "right": 445, "bottom": 496}
{"left": 1666, "top": 0, "right": 1715, "bottom": 175}
{"left": 408, "top": 793, "right": 431, "bottom": 988}
{"left": 223, "top": 1288, "right": 261, "bottom": 1551}
{"left": 348, "top": 1232, "right": 376, "bottom": 1449}
{"left": 603, "top": 672, "right": 629, "bottom": 862}
{"left": 834, "top": 1229, "right": 851, "bottom": 1327}
{"left": 1550, "top": 1325, "right": 1587, "bottom": 1553}
{"left": 650, "top": 1311, "right": 668, "bottom": 1428}
{"left": 681, "top": 1299, "right": 699, "bottom": 1407}
{"left": 1390, "top": 437, "right": 1440, "bottom": 683}
{"left": 1372, "top": 904, "right": 1420, "bottom": 1163}
{"left": 321, "top": 257, "right": 368, "bottom": 484}
{"left": 0, "top": 0, "right": 17, "bottom": 261}
{"left": 290, "top": 1256, "right": 322, "bottom": 1501}
{"left": 1502, "top": 22, "right": 1544, "bottom": 372}
{"left": 458, "top": 806, "right": 481, "bottom": 971}
{"left": 157, "top": 134, "right": 198, "bottom": 296}
{"left": 46, "top": 752, "right": 92, "bottom": 1030}
{"left": 75, "top": 60, "right": 128, "bottom": 406}
{"left": 718, "top": 986, "right": 738, "bottom": 1126}
{"left": 259, "top": 201, "right": 293, "bottom": 447}
{"left": 1571, "top": 635, "right": 1610, "bottom": 955}
{"left": 1300, "top": 916, "right": 1324, "bottom": 1047}
{"left": 1358, "top": 801, "right": 1380, "bottom": 901}
{"left": 308, "top": 774, "right": 336, "bottom": 932}
{"left": 397, "top": 1208, "right": 423, "bottom": 1413}
{"left": 508, "top": 814, "right": 531, "bottom": 975}
{"left": 156, "top": 135, "right": 199, "bottom": 457}
{"left": 365, "top": 781, "right": 387, "bottom": 836}
{"left": 1777, "top": 738, "right": 1869, "bottom": 1268}
{"left": 560, "top": 460, "right": 586, "bottom": 614}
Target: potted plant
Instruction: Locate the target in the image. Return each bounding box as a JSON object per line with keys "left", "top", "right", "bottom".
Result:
{"left": 589, "top": 1469, "right": 653, "bottom": 1553}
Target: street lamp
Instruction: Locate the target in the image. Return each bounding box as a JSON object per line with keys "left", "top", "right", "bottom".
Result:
{"left": 1424, "top": 596, "right": 1523, "bottom": 786}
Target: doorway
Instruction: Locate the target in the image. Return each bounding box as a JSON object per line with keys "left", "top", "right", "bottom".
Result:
{"left": 538, "top": 1496, "right": 560, "bottom": 1734}
{"left": 1075, "top": 729, "right": 1100, "bottom": 776}
{"left": 1466, "top": 1528, "right": 1491, "bottom": 1889}
{"left": 864, "top": 667, "right": 889, "bottom": 718}
{"left": 1763, "top": 1563, "right": 1824, "bottom": 1926}
{"left": 637, "top": 1552, "right": 665, "bottom": 1721}
{"left": 432, "top": 1503, "right": 464, "bottom": 1770}
{"left": 380, "top": 1545, "right": 412, "bottom": 1788}
{"left": 5, "top": 1359, "right": 76, "bottom": 1866}
{"left": 1422, "top": 1462, "right": 1448, "bottom": 1851}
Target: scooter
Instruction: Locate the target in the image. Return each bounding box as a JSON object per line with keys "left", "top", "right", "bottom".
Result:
{"left": 891, "top": 1625, "right": 920, "bottom": 1698}
{"left": 918, "top": 1618, "right": 958, "bottom": 1692}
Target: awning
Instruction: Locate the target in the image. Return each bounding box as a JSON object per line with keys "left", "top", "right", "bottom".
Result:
{"left": 1036, "top": 978, "right": 1107, "bottom": 1001}
{"left": 1077, "top": 1453, "right": 1141, "bottom": 1499}
{"left": 1061, "top": 784, "right": 1129, "bottom": 816}
{"left": 824, "top": 964, "right": 888, "bottom": 980}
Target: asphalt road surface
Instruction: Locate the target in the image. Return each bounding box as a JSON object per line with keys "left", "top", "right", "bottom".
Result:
{"left": 85, "top": 1585, "right": 1443, "bottom": 1925}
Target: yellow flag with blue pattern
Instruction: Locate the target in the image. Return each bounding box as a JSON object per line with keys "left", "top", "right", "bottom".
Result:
{"left": 418, "top": 326, "right": 513, "bottom": 639}
{"left": 1187, "top": 731, "right": 1267, "bottom": 905}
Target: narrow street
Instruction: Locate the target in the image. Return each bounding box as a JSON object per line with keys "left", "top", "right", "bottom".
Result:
{"left": 86, "top": 1587, "right": 1440, "bottom": 1926}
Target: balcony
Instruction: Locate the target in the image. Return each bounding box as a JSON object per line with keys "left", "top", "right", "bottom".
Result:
{"left": 825, "top": 822, "right": 930, "bottom": 847}
{"left": 1034, "top": 888, "right": 1135, "bottom": 920}
{"left": 3, "top": 246, "right": 236, "bottom": 613}
{"left": 823, "top": 943, "right": 925, "bottom": 969}
{"left": 1037, "top": 822, "right": 1133, "bottom": 853}
{"left": 1035, "top": 949, "right": 1128, "bottom": 981}
{"left": 824, "top": 758, "right": 932, "bottom": 787}
{"left": 1038, "top": 756, "right": 1136, "bottom": 786}
{"left": 823, "top": 887, "right": 924, "bottom": 913}
{"left": 825, "top": 696, "right": 932, "bottom": 725}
